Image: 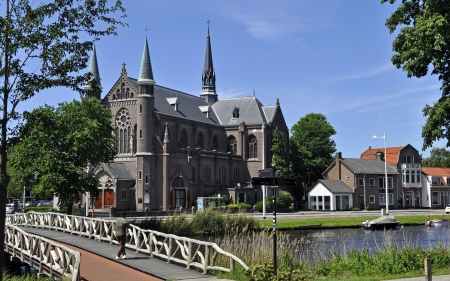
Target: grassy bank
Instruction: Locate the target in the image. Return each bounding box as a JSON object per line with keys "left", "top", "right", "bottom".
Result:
{"left": 256, "top": 214, "right": 449, "bottom": 229}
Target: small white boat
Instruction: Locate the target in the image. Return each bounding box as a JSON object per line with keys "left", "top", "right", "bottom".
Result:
{"left": 362, "top": 216, "right": 399, "bottom": 230}
{"left": 425, "top": 219, "right": 448, "bottom": 227}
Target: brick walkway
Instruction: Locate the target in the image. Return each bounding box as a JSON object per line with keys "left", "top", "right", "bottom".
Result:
{"left": 54, "top": 240, "right": 162, "bottom": 281}
{"left": 21, "top": 227, "right": 218, "bottom": 281}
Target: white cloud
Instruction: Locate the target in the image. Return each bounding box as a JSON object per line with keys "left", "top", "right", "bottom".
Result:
{"left": 325, "top": 64, "right": 395, "bottom": 84}
{"left": 217, "top": 1, "right": 339, "bottom": 43}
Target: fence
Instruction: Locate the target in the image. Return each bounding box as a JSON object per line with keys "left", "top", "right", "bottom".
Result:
{"left": 4, "top": 223, "right": 80, "bottom": 281}
{"left": 6, "top": 212, "right": 249, "bottom": 274}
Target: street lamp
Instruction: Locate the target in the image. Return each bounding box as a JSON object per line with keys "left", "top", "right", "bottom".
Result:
{"left": 373, "top": 132, "right": 389, "bottom": 215}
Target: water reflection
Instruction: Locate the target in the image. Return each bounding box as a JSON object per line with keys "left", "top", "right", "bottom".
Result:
{"left": 281, "top": 225, "right": 450, "bottom": 262}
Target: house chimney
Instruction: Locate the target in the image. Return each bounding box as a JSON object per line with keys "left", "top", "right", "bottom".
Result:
{"left": 335, "top": 152, "right": 342, "bottom": 180}
{"left": 376, "top": 150, "right": 384, "bottom": 161}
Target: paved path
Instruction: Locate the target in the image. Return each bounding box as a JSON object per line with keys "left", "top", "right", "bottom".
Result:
{"left": 20, "top": 227, "right": 229, "bottom": 281}
{"left": 384, "top": 275, "right": 450, "bottom": 281}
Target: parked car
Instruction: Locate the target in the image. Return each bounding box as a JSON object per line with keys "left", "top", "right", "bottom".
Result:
{"left": 445, "top": 204, "right": 450, "bottom": 214}
{"left": 25, "top": 200, "right": 37, "bottom": 207}
{"left": 6, "top": 203, "right": 15, "bottom": 214}
{"left": 37, "top": 200, "right": 53, "bottom": 207}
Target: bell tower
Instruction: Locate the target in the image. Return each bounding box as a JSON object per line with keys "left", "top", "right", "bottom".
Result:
{"left": 136, "top": 37, "right": 155, "bottom": 211}
{"left": 200, "top": 20, "right": 218, "bottom": 105}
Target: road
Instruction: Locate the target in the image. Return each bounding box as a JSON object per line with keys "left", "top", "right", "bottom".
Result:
{"left": 253, "top": 208, "right": 447, "bottom": 220}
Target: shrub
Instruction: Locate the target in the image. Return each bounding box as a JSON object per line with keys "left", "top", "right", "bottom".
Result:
{"left": 277, "top": 190, "right": 294, "bottom": 208}
{"left": 351, "top": 207, "right": 360, "bottom": 211}
{"left": 161, "top": 213, "right": 192, "bottom": 236}
{"left": 255, "top": 200, "right": 271, "bottom": 212}
{"left": 245, "top": 262, "right": 308, "bottom": 281}
{"left": 225, "top": 203, "right": 251, "bottom": 210}
{"left": 131, "top": 216, "right": 163, "bottom": 232}
{"left": 190, "top": 208, "right": 256, "bottom": 234}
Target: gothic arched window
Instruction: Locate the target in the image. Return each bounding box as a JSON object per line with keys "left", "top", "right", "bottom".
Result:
{"left": 212, "top": 134, "right": 219, "bottom": 151}
{"left": 228, "top": 136, "right": 236, "bottom": 154}
{"left": 115, "top": 108, "right": 132, "bottom": 154}
{"left": 233, "top": 167, "right": 240, "bottom": 183}
{"left": 249, "top": 135, "right": 258, "bottom": 159}
{"left": 197, "top": 132, "right": 204, "bottom": 149}
{"left": 180, "top": 129, "right": 188, "bottom": 148}
{"left": 220, "top": 166, "right": 227, "bottom": 185}
{"left": 203, "top": 165, "right": 211, "bottom": 184}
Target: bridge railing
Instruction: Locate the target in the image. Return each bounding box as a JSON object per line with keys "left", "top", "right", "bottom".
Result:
{"left": 7, "top": 212, "right": 249, "bottom": 274}
{"left": 4, "top": 224, "right": 80, "bottom": 281}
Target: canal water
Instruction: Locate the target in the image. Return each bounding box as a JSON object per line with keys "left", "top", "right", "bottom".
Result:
{"left": 280, "top": 225, "right": 450, "bottom": 262}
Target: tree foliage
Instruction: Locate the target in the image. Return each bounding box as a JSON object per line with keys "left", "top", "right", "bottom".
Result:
{"left": 382, "top": 0, "right": 450, "bottom": 149}
{"left": 9, "top": 97, "right": 117, "bottom": 211}
{"left": 271, "top": 126, "right": 289, "bottom": 178}
{"left": 421, "top": 147, "right": 450, "bottom": 167}
{"left": 0, "top": 1, "right": 126, "bottom": 277}
{"left": 289, "top": 113, "right": 336, "bottom": 197}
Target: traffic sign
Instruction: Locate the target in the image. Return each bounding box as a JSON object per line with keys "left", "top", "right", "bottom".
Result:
{"left": 258, "top": 168, "right": 274, "bottom": 178}
{"left": 251, "top": 177, "right": 273, "bottom": 186}
{"left": 275, "top": 178, "right": 297, "bottom": 186}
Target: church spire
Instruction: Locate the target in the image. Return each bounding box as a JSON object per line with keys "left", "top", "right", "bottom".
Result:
{"left": 85, "top": 44, "right": 102, "bottom": 99}
{"left": 200, "top": 20, "right": 217, "bottom": 105}
{"left": 138, "top": 37, "right": 155, "bottom": 84}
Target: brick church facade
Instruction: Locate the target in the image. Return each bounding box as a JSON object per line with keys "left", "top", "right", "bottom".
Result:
{"left": 87, "top": 28, "right": 289, "bottom": 211}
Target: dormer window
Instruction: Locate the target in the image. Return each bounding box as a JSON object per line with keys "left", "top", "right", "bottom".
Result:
{"left": 432, "top": 176, "right": 441, "bottom": 186}
{"left": 167, "top": 97, "right": 179, "bottom": 111}
{"left": 199, "top": 105, "right": 210, "bottom": 118}
{"left": 232, "top": 107, "right": 239, "bottom": 119}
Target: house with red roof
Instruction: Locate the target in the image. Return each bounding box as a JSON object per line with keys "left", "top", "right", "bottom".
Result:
{"left": 361, "top": 144, "right": 422, "bottom": 209}
{"left": 308, "top": 144, "right": 423, "bottom": 211}
{"left": 421, "top": 167, "right": 450, "bottom": 209}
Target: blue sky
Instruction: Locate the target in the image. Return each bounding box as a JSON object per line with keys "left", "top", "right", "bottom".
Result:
{"left": 21, "top": 1, "right": 447, "bottom": 158}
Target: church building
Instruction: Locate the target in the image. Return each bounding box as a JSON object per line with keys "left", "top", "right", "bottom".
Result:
{"left": 88, "top": 28, "right": 289, "bottom": 211}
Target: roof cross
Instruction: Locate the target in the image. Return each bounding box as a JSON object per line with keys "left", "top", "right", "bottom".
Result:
{"left": 206, "top": 19, "right": 211, "bottom": 33}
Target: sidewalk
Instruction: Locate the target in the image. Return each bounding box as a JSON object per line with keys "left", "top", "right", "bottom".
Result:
{"left": 385, "top": 275, "right": 450, "bottom": 281}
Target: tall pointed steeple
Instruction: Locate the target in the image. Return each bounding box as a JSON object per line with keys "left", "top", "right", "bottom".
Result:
{"left": 200, "top": 20, "right": 218, "bottom": 105}
{"left": 138, "top": 37, "right": 155, "bottom": 84}
{"left": 85, "top": 44, "right": 102, "bottom": 99}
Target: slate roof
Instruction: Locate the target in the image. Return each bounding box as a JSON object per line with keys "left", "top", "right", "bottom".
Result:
{"left": 262, "top": 106, "right": 276, "bottom": 124}
{"left": 317, "top": 179, "right": 353, "bottom": 193}
{"left": 105, "top": 163, "right": 134, "bottom": 180}
{"left": 340, "top": 158, "right": 398, "bottom": 174}
{"left": 212, "top": 96, "right": 268, "bottom": 126}
{"left": 115, "top": 76, "right": 275, "bottom": 127}
{"left": 361, "top": 146, "right": 404, "bottom": 165}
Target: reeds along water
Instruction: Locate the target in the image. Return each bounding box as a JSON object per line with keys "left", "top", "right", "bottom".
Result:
{"left": 212, "top": 225, "right": 450, "bottom": 270}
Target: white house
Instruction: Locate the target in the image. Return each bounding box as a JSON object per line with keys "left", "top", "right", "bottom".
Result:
{"left": 308, "top": 180, "right": 353, "bottom": 211}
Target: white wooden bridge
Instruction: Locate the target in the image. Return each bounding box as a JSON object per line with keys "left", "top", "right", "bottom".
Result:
{"left": 5, "top": 212, "right": 249, "bottom": 281}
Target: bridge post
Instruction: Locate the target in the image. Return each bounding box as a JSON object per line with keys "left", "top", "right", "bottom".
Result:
{"left": 149, "top": 233, "right": 154, "bottom": 257}
{"left": 186, "top": 240, "right": 192, "bottom": 269}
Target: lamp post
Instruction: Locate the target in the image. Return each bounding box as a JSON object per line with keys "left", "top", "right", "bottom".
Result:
{"left": 373, "top": 132, "right": 389, "bottom": 215}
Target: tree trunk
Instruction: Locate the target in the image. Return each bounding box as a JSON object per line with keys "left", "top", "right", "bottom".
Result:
{"left": 67, "top": 202, "right": 73, "bottom": 215}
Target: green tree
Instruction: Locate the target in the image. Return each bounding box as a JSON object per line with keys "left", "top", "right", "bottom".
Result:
{"left": 9, "top": 97, "right": 117, "bottom": 214}
{"left": 271, "top": 126, "right": 289, "bottom": 178}
{"left": 0, "top": 1, "right": 125, "bottom": 275}
{"left": 421, "top": 147, "right": 450, "bottom": 167}
{"left": 290, "top": 113, "right": 336, "bottom": 198}
{"left": 382, "top": 0, "right": 450, "bottom": 149}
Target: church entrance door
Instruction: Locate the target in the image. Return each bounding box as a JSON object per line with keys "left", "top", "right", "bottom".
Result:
{"left": 94, "top": 192, "right": 102, "bottom": 209}
{"left": 94, "top": 189, "right": 115, "bottom": 209}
